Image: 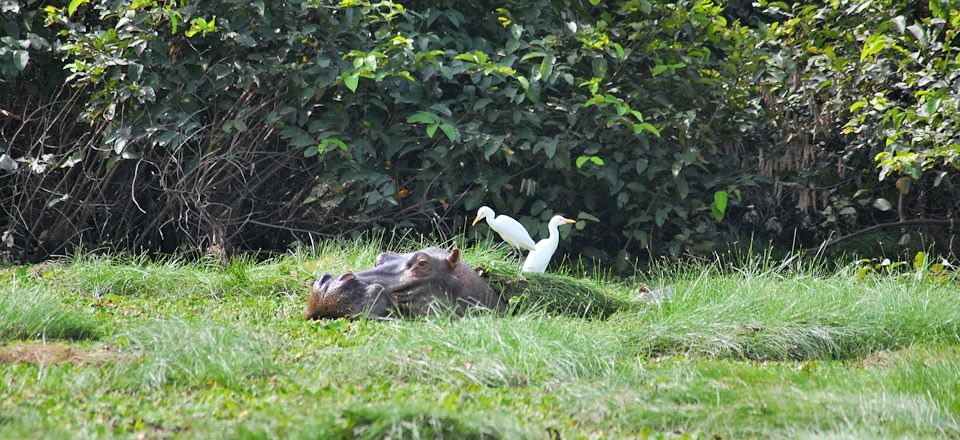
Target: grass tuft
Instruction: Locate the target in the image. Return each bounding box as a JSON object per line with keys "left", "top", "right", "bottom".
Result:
{"left": 0, "top": 284, "right": 99, "bottom": 342}
{"left": 618, "top": 273, "right": 960, "bottom": 360}
{"left": 329, "top": 315, "right": 623, "bottom": 388}
{"left": 116, "top": 319, "right": 277, "bottom": 388}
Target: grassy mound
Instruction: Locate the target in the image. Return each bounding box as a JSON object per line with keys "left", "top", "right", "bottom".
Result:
{"left": 617, "top": 272, "right": 960, "bottom": 361}
{"left": 485, "top": 269, "right": 632, "bottom": 318}
{"left": 465, "top": 246, "right": 634, "bottom": 318}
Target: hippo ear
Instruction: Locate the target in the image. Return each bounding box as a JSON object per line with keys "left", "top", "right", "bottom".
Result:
{"left": 446, "top": 248, "right": 461, "bottom": 271}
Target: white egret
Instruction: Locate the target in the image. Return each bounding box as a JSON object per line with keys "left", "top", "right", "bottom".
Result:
{"left": 522, "top": 215, "right": 576, "bottom": 274}
{"left": 471, "top": 206, "right": 537, "bottom": 252}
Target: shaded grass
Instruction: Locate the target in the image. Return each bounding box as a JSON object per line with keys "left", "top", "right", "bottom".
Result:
{"left": 115, "top": 319, "right": 278, "bottom": 389}
{"left": 0, "top": 284, "right": 99, "bottom": 342}
{"left": 461, "top": 242, "right": 635, "bottom": 318}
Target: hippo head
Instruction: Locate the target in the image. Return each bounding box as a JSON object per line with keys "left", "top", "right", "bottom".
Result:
{"left": 302, "top": 272, "right": 391, "bottom": 319}
{"left": 303, "top": 247, "right": 499, "bottom": 319}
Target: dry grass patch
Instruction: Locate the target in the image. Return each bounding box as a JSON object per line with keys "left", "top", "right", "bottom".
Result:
{"left": 0, "top": 343, "right": 133, "bottom": 366}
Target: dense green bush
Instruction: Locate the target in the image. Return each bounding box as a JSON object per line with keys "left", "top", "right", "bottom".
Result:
{"left": 1, "top": 0, "right": 957, "bottom": 268}
{"left": 747, "top": 0, "right": 959, "bottom": 251}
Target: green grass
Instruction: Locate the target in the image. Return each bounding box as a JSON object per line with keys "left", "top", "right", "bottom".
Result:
{"left": 0, "top": 283, "right": 99, "bottom": 342}
{"left": 114, "top": 319, "right": 278, "bottom": 389}
{"left": 618, "top": 273, "right": 960, "bottom": 360}
{"left": 0, "top": 239, "right": 958, "bottom": 438}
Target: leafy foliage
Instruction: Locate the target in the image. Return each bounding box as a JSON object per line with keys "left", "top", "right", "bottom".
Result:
{"left": 1, "top": 0, "right": 958, "bottom": 266}
{"left": 747, "top": 0, "right": 959, "bottom": 252}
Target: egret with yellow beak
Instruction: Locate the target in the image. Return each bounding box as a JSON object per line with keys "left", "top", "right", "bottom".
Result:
{"left": 471, "top": 206, "right": 537, "bottom": 253}
{"left": 522, "top": 215, "right": 576, "bottom": 273}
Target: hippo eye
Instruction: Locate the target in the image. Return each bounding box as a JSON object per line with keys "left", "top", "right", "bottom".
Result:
{"left": 415, "top": 260, "right": 429, "bottom": 268}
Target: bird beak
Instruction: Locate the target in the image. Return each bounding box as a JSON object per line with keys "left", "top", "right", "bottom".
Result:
{"left": 563, "top": 218, "right": 576, "bottom": 224}
{"left": 471, "top": 215, "right": 483, "bottom": 226}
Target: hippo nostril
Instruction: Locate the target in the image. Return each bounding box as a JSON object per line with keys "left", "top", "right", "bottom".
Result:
{"left": 319, "top": 273, "right": 332, "bottom": 285}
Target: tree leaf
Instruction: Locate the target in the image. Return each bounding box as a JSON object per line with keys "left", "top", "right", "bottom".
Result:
{"left": 426, "top": 123, "right": 438, "bottom": 138}
{"left": 344, "top": 72, "right": 360, "bottom": 93}
{"left": 651, "top": 64, "right": 668, "bottom": 77}
{"left": 439, "top": 123, "right": 456, "bottom": 142}
{"left": 12, "top": 50, "right": 28, "bottom": 71}
{"left": 539, "top": 55, "right": 555, "bottom": 80}
{"left": 521, "top": 51, "right": 547, "bottom": 62}
{"left": 576, "top": 155, "right": 603, "bottom": 168}
{"left": 406, "top": 111, "right": 438, "bottom": 124}
{"left": 542, "top": 139, "right": 557, "bottom": 159}
{"left": 655, "top": 207, "right": 669, "bottom": 227}
{"left": 68, "top": 0, "right": 87, "bottom": 17}
{"left": 483, "top": 142, "right": 500, "bottom": 160}
{"left": 517, "top": 75, "right": 529, "bottom": 90}
{"left": 531, "top": 200, "right": 547, "bottom": 215}
{"left": 635, "top": 122, "right": 660, "bottom": 137}
{"left": 860, "top": 33, "right": 888, "bottom": 61}
{"left": 676, "top": 177, "right": 689, "bottom": 199}
{"left": 578, "top": 212, "right": 600, "bottom": 222}
{"left": 872, "top": 198, "right": 893, "bottom": 211}
{"left": 892, "top": 15, "right": 906, "bottom": 33}
{"left": 318, "top": 137, "right": 348, "bottom": 155}
{"left": 934, "top": 171, "right": 947, "bottom": 187}
{"left": 712, "top": 190, "right": 728, "bottom": 222}
{"left": 895, "top": 176, "right": 911, "bottom": 194}
{"left": 525, "top": 81, "right": 541, "bottom": 102}
{"left": 0, "top": 154, "right": 18, "bottom": 172}
{"left": 634, "top": 158, "right": 648, "bottom": 175}
{"left": 612, "top": 43, "right": 625, "bottom": 60}
{"left": 639, "top": 0, "right": 652, "bottom": 14}
{"left": 913, "top": 251, "right": 926, "bottom": 270}
{"left": 923, "top": 95, "right": 941, "bottom": 118}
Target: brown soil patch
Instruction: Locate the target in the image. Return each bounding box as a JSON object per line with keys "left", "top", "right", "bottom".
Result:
{"left": 0, "top": 343, "right": 135, "bottom": 366}
{"left": 860, "top": 349, "right": 905, "bottom": 369}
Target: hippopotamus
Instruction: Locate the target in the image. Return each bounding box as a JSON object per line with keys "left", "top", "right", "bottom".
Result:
{"left": 303, "top": 247, "right": 504, "bottom": 319}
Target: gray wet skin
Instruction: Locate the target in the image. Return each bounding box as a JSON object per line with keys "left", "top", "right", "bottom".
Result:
{"left": 303, "top": 247, "right": 503, "bottom": 319}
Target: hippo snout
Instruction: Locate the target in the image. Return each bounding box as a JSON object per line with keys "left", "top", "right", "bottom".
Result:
{"left": 304, "top": 272, "right": 385, "bottom": 320}
{"left": 314, "top": 273, "right": 356, "bottom": 293}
